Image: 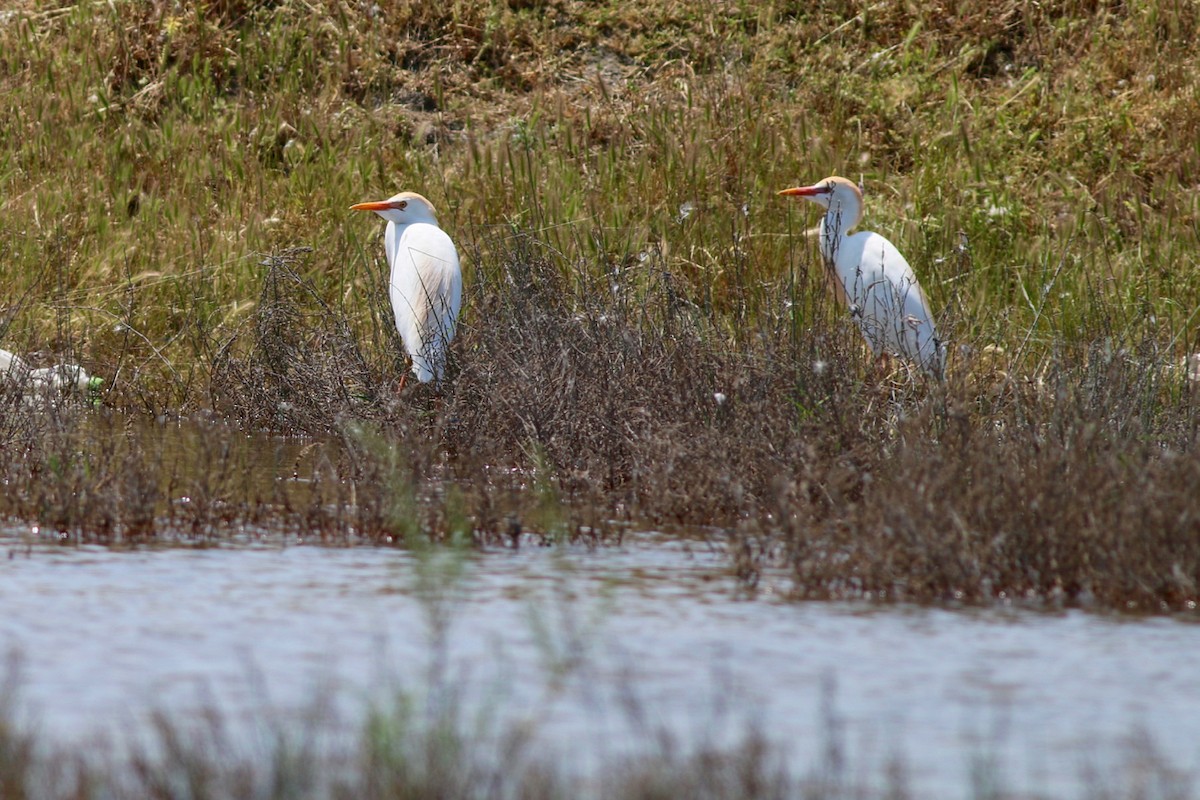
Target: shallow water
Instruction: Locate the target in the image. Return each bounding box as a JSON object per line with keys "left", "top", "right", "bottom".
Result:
{"left": 1, "top": 529, "right": 1198, "bottom": 797}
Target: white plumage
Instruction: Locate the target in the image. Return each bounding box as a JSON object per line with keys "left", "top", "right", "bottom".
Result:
{"left": 1, "top": 347, "right": 101, "bottom": 403}
{"left": 0, "top": 348, "right": 29, "bottom": 379}
{"left": 351, "top": 191, "right": 463, "bottom": 384}
{"left": 779, "top": 176, "right": 944, "bottom": 377}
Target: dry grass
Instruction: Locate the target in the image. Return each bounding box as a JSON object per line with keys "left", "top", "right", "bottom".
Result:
{"left": 4, "top": 235, "right": 1197, "bottom": 612}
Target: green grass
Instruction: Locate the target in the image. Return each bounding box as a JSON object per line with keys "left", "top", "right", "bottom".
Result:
{"left": 3, "top": 0, "right": 1198, "bottom": 405}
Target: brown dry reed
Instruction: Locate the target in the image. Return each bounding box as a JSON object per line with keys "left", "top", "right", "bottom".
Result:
{"left": 4, "top": 233, "right": 1199, "bottom": 614}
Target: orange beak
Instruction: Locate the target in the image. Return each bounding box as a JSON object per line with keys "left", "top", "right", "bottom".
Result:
{"left": 777, "top": 185, "right": 827, "bottom": 198}
{"left": 349, "top": 200, "right": 401, "bottom": 211}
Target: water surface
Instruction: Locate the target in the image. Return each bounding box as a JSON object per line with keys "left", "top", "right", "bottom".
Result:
{"left": 1, "top": 530, "right": 1197, "bottom": 797}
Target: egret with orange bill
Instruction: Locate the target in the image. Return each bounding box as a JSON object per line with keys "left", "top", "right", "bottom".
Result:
{"left": 779, "top": 177, "right": 944, "bottom": 378}
{"left": 351, "top": 192, "right": 462, "bottom": 385}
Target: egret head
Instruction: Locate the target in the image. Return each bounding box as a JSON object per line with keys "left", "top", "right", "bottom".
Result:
{"left": 777, "top": 176, "right": 864, "bottom": 231}
{"left": 350, "top": 191, "right": 439, "bottom": 225}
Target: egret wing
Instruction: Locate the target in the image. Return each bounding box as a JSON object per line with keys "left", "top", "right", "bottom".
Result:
{"left": 836, "top": 232, "right": 943, "bottom": 376}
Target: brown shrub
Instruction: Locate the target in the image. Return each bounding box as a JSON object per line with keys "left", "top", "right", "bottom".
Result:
{"left": 3, "top": 234, "right": 1197, "bottom": 612}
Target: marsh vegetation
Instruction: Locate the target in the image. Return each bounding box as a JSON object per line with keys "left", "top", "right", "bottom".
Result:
{"left": 2, "top": 2, "right": 1199, "bottom": 606}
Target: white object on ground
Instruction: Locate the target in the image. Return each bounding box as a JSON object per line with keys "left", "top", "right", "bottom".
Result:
{"left": 1, "top": 347, "right": 102, "bottom": 399}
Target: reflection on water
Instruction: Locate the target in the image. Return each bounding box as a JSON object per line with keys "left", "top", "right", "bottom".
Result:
{"left": 1, "top": 531, "right": 1198, "bottom": 797}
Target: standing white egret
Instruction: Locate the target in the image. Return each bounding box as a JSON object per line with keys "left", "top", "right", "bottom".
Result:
{"left": 350, "top": 191, "right": 463, "bottom": 385}
{"left": 779, "top": 176, "right": 944, "bottom": 378}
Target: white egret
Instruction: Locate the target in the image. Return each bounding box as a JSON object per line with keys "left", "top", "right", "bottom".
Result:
{"left": 350, "top": 191, "right": 463, "bottom": 385}
{"left": 779, "top": 176, "right": 945, "bottom": 378}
